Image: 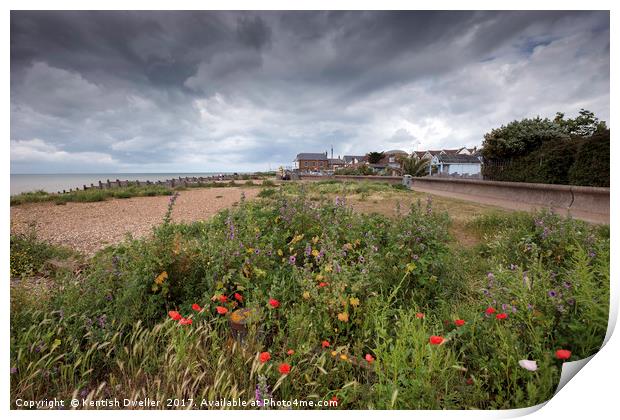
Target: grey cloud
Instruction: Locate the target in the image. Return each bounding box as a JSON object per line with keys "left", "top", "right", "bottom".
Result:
{"left": 10, "top": 11, "right": 610, "bottom": 173}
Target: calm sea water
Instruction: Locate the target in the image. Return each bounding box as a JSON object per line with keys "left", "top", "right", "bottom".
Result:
{"left": 10, "top": 173, "right": 232, "bottom": 195}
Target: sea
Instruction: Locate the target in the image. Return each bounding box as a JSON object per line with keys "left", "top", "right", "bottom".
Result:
{"left": 9, "top": 173, "right": 233, "bottom": 195}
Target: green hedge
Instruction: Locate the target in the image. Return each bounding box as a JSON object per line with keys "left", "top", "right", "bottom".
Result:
{"left": 482, "top": 130, "right": 609, "bottom": 187}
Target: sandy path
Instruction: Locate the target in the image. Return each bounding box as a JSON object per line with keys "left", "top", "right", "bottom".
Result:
{"left": 10, "top": 187, "right": 259, "bottom": 255}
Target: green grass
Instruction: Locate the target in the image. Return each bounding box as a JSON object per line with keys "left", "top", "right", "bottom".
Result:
{"left": 10, "top": 187, "right": 609, "bottom": 409}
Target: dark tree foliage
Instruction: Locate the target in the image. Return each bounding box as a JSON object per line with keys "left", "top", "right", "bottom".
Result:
{"left": 481, "top": 110, "right": 609, "bottom": 187}
{"left": 366, "top": 151, "right": 385, "bottom": 164}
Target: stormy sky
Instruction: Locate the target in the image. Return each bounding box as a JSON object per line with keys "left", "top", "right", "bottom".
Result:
{"left": 10, "top": 11, "right": 610, "bottom": 173}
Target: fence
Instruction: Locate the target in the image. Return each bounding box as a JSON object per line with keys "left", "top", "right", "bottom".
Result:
{"left": 55, "top": 175, "right": 260, "bottom": 194}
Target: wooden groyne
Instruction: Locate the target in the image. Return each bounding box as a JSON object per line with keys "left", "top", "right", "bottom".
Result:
{"left": 56, "top": 174, "right": 263, "bottom": 194}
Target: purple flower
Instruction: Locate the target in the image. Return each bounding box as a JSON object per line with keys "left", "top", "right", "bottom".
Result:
{"left": 563, "top": 281, "right": 572, "bottom": 289}
{"left": 304, "top": 244, "right": 312, "bottom": 257}
{"left": 288, "top": 255, "right": 296, "bottom": 265}
{"left": 487, "top": 272, "right": 495, "bottom": 280}
{"left": 412, "top": 254, "right": 419, "bottom": 261}
{"left": 80, "top": 389, "right": 89, "bottom": 398}
{"left": 358, "top": 256, "right": 365, "bottom": 263}
{"left": 10, "top": 367, "right": 17, "bottom": 374}
{"left": 548, "top": 290, "right": 557, "bottom": 298}
{"left": 589, "top": 251, "right": 596, "bottom": 258}
{"left": 567, "top": 298, "right": 575, "bottom": 306}
{"left": 254, "top": 248, "right": 260, "bottom": 255}
{"left": 510, "top": 264, "right": 517, "bottom": 271}
{"left": 527, "top": 303, "right": 534, "bottom": 310}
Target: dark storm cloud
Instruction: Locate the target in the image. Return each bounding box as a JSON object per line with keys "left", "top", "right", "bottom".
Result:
{"left": 10, "top": 10, "right": 610, "bottom": 173}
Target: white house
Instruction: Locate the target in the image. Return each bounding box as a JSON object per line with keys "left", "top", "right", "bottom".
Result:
{"left": 429, "top": 153, "right": 482, "bottom": 176}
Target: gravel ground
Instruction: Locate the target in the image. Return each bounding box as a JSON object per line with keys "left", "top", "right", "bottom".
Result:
{"left": 10, "top": 187, "right": 260, "bottom": 255}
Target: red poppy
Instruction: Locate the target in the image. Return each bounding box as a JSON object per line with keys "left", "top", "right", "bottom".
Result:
{"left": 216, "top": 306, "right": 228, "bottom": 315}
{"left": 365, "top": 353, "right": 375, "bottom": 363}
{"left": 278, "top": 363, "right": 291, "bottom": 374}
{"left": 321, "top": 340, "right": 330, "bottom": 348}
{"left": 485, "top": 307, "right": 496, "bottom": 315}
{"left": 179, "top": 318, "right": 193, "bottom": 325}
{"left": 455, "top": 319, "right": 465, "bottom": 327}
{"left": 259, "top": 351, "right": 271, "bottom": 363}
{"left": 287, "top": 349, "right": 295, "bottom": 355}
{"left": 496, "top": 313, "right": 507, "bottom": 320}
{"left": 168, "top": 310, "right": 182, "bottom": 321}
{"left": 218, "top": 295, "right": 228, "bottom": 303}
{"left": 555, "top": 349, "right": 572, "bottom": 360}
{"left": 269, "top": 298, "right": 280, "bottom": 308}
{"left": 318, "top": 282, "right": 329, "bottom": 288}
{"left": 234, "top": 292, "right": 243, "bottom": 302}
{"left": 429, "top": 335, "right": 444, "bottom": 345}
{"left": 330, "top": 395, "right": 339, "bottom": 406}
{"left": 415, "top": 312, "right": 425, "bottom": 319}
{"left": 191, "top": 303, "right": 202, "bottom": 312}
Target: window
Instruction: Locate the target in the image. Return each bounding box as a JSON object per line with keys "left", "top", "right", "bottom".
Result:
{"left": 389, "top": 157, "right": 395, "bottom": 163}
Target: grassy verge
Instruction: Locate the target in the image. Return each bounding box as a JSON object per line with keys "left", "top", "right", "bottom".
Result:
{"left": 10, "top": 186, "right": 609, "bottom": 409}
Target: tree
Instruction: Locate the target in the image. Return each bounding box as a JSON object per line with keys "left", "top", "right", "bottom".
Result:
{"left": 399, "top": 155, "right": 430, "bottom": 177}
{"left": 481, "top": 117, "right": 567, "bottom": 161}
{"left": 554, "top": 109, "right": 607, "bottom": 137}
{"left": 366, "top": 151, "right": 385, "bottom": 164}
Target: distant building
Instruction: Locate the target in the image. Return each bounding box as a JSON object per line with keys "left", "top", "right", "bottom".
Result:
{"left": 328, "top": 157, "right": 345, "bottom": 170}
{"left": 431, "top": 153, "right": 481, "bottom": 176}
{"left": 294, "top": 152, "right": 328, "bottom": 171}
{"left": 343, "top": 155, "right": 367, "bottom": 167}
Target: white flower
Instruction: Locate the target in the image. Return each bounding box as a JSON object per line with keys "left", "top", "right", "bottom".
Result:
{"left": 518, "top": 359, "right": 538, "bottom": 371}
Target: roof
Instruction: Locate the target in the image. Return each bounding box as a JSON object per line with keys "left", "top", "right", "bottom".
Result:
{"left": 413, "top": 151, "right": 427, "bottom": 159}
{"left": 384, "top": 149, "right": 408, "bottom": 155}
{"left": 295, "top": 152, "right": 328, "bottom": 161}
{"left": 343, "top": 155, "right": 366, "bottom": 163}
{"left": 437, "top": 154, "right": 481, "bottom": 164}
{"left": 328, "top": 158, "right": 345, "bottom": 164}
{"left": 442, "top": 148, "right": 461, "bottom": 155}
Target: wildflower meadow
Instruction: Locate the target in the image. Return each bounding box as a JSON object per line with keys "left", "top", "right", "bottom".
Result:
{"left": 10, "top": 182, "right": 610, "bottom": 409}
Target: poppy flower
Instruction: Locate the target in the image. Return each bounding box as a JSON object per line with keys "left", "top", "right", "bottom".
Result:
{"left": 168, "top": 310, "right": 182, "bottom": 321}
{"left": 269, "top": 298, "right": 280, "bottom": 308}
{"left": 455, "top": 319, "right": 465, "bottom": 327}
{"left": 287, "top": 349, "right": 295, "bottom": 355}
{"left": 555, "top": 349, "right": 572, "bottom": 360}
{"left": 485, "top": 307, "right": 496, "bottom": 315}
{"left": 429, "top": 335, "right": 444, "bottom": 345}
{"left": 330, "top": 396, "right": 339, "bottom": 406}
{"left": 321, "top": 340, "right": 330, "bottom": 348}
{"left": 216, "top": 306, "right": 228, "bottom": 315}
{"left": 234, "top": 293, "right": 243, "bottom": 302}
{"left": 179, "top": 318, "right": 192, "bottom": 325}
{"left": 365, "top": 354, "right": 375, "bottom": 363}
{"left": 278, "top": 363, "right": 291, "bottom": 375}
{"left": 415, "top": 312, "right": 425, "bottom": 319}
{"left": 496, "top": 313, "right": 507, "bottom": 320}
{"left": 218, "top": 295, "right": 228, "bottom": 303}
{"left": 318, "top": 282, "right": 329, "bottom": 288}
{"left": 259, "top": 351, "right": 271, "bottom": 363}
{"left": 191, "top": 303, "right": 202, "bottom": 312}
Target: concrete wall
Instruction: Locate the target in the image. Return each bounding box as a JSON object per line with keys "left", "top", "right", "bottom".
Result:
{"left": 411, "top": 177, "right": 609, "bottom": 224}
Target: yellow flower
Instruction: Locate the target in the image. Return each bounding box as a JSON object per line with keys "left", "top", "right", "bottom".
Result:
{"left": 331, "top": 351, "right": 338, "bottom": 357}
{"left": 354, "top": 239, "right": 361, "bottom": 246}
{"left": 339, "top": 354, "right": 348, "bottom": 361}
{"left": 277, "top": 249, "right": 283, "bottom": 256}
{"left": 325, "top": 264, "right": 333, "bottom": 273}
{"left": 246, "top": 247, "right": 254, "bottom": 254}
{"left": 254, "top": 268, "right": 266, "bottom": 277}
{"left": 349, "top": 297, "right": 360, "bottom": 307}
{"left": 337, "top": 312, "right": 349, "bottom": 322}
{"left": 312, "top": 236, "right": 319, "bottom": 244}
{"left": 316, "top": 274, "right": 324, "bottom": 281}
{"left": 303, "top": 291, "right": 311, "bottom": 299}
{"left": 154, "top": 271, "right": 168, "bottom": 285}
{"left": 312, "top": 249, "right": 320, "bottom": 257}
{"left": 343, "top": 243, "right": 353, "bottom": 251}
{"left": 405, "top": 262, "right": 417, "bottom": 273}
{"left": 290, "top": 234, "right": 304, "bottom": 244}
